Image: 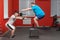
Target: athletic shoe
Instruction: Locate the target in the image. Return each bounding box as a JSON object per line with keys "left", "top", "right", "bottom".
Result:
{"left": 10, "top": 34, "right": 16, "bottom": 38}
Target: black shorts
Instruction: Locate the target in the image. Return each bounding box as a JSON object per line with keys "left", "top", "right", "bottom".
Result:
{"left": 6, "top": 24, "right": 15, "bottom": 30}
{"left": 37, "top": 15, "right": 45, "bottom": 19}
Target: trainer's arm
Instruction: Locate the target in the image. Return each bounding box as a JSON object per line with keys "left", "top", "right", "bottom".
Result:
{"left": 21, "top": 8, "right": 32, "bottom": 12}
{"left": 15, "top": 16, "right": 24, "bottom": 19}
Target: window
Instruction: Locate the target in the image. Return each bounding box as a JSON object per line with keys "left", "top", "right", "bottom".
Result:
{"left": 51, "top": 0, "right": 60, "bottom": 16}
{"left": 19, "top": 0, "right": 35, "bottom": 17}
{"left": 19, "top": 0, "right": 35, "bottom": 24}
{"left": 4, "top": 0, "right": 8, "bottom": 19}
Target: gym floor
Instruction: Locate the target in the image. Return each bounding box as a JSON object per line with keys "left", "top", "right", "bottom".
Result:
{"left": 1, "top": 27, "right": 60, "bottom": 40}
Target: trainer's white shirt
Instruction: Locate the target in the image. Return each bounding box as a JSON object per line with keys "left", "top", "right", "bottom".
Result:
{"left": 6, "top": 15, "right": 16, "bottom": 25}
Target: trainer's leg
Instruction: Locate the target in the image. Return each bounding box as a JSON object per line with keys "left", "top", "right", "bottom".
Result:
{"left": 8, "top": 24, "right": 16, "bottom": 38}
{"left": 34, "top": 17, "right": 39, "bottom": 27}
{"left": 11, "top": 28, "right": 15, "bottom": 37}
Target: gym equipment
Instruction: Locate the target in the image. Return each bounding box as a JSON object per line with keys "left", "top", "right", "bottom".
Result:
{"left": 29, "top": 24, "right": 39, "bottom": 38}
{"left": 19, "top": 13, "right": 26, "bottom": 16}
{"left": 29, "top": 28, "right": 39, "bottom": 38}
{"left": 53, "top": 15, "right": 58, "bottom": 27}
{"left": 20, "top": 13, "right": 23, "bottom": 16}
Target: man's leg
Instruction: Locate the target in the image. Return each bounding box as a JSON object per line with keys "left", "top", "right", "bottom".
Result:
{"left": 34, "top": 17, "right": 39, "bottom": 27}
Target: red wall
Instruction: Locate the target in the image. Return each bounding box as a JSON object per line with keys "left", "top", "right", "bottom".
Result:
{"left": 4, "top": 0, "right": 19, "bottom": 33}
{"left": 0, "top": 0, "right": 19, "bottom": 34}
{"left": 35, "top": 0, "right": 53, "bottom": 27}
{"left": 3, "top": 0, "right": 13, "bottom": 34}
{"left": 13, "top": 0, "right": 23, "bottom": 26}
{"left": 14, "top": 0, "right": 53, "bottom": 27}
{"left": 0, "top": 0, "right": 4, "bottom": 34}
{"left": 0, "top": 0, "right": 53, "bottom": 34}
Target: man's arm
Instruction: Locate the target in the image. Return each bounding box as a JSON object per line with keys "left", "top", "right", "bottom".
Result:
{"left": 21, "top": 8, "right": 32, "bottom": 12}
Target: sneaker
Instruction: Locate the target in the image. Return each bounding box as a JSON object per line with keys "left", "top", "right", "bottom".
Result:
{"left": 10, "top": 34, "right": 16, "bottom": 38}
{"left": 36, "top": 27, "right": 40, "bottom": 29}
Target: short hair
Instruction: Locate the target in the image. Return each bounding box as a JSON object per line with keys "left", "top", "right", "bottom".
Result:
{"left": 31, "top": 2, "right": 35, "bottom": 4}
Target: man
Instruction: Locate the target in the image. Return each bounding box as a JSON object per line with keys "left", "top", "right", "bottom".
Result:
{"left": 21, "top": 2, "right": 45, "bottom": 28}
{"left": 5, "top": 11, "right": 24, "bottom": 38}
